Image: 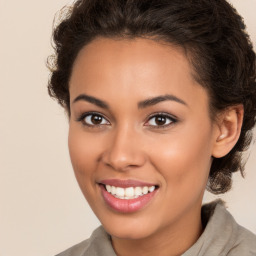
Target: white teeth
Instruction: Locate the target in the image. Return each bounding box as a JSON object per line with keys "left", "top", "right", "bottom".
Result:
{"left": 142, "top": 186, "right": 148, "bottom": 195}
{"left": 106, "top": 185, "right": 111, "bottom": 193}
{"left": 111, "top": 186, "right": 116, "bottom": 195}
{"left": 134, "top": 187, "right": 142, "bottom": 196}
{"left": 116, "top": 187, "right": 125, "bottom": 197}
{"left": 105, "top": 184, "right": 156, "bottom": 199}
{"left": 125, "top": 187, "right": 134, "bottom": 197}
{"left": 149, "top": 186, "right": 155, "bottom": 192}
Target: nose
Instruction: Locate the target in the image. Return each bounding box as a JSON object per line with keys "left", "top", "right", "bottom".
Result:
{"left": 101, "top": 125, "right": 146, "bottom": 172}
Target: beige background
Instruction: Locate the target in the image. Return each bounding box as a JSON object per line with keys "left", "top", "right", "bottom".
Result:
{"left": 0, "top": 0, "right": 255, "bottom": 255}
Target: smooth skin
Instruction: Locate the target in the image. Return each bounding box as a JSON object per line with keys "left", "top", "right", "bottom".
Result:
{"left": 68, "top": 37, "right": 243, "bottom": 256}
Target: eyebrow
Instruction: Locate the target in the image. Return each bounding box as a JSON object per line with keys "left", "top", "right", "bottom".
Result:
{"left": 72, "top": 93, "right": 187, "bottom": 109}
{"left": 72, "top": 94, "right": 109, "bottom": 109}
{"left": 138, "top": 94, "right": 188, "bottom": 109}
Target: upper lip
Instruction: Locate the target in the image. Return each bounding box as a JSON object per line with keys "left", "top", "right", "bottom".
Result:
{"left": 99, "top": 179, "right": 158, "bottom": 188}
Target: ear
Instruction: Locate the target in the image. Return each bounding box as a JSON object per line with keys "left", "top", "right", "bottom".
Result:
{"left": 212, "top": 104, "right": 244, "bottom": 158}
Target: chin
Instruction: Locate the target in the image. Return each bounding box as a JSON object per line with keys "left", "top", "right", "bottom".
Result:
{"left": 100, "top": 215, "right": 159, "bottom": 240}
{"left": 105, "top": 225, "right": 153, "bottom": 240}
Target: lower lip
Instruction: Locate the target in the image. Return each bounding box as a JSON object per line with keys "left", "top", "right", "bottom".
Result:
{"left": 99, "top": 185, "right": 158, "bottom": 213}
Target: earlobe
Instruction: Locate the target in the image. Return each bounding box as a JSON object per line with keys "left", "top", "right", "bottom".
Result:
{"left": 212, "top": 105, "right": 244, "bottom": 158}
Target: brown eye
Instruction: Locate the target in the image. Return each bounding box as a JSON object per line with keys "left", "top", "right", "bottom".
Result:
{"left": 147, "top": 114, "right": 176, "bottom": 127}
{"left": 91, "top": 115, "right": 103, "bottom": 124}
{"left": 83, "top": 114, "right": 109, "bottom": 126}
{"left": 155, "top": 116, "right": 167, "bottom": 126}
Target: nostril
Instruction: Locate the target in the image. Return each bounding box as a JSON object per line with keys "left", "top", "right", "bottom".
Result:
{"left": 100, "top": 134, "right": 147, "bottom": 171}
{"left": 102, "top": 152, "right": 147, "bottom": 172}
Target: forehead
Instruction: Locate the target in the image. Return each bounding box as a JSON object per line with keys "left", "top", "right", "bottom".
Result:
{"left": 69, "top": 37, "right": 208, "bottom": 110}
{"left": 71, "top": 37, "right": 192, "bottom": 84}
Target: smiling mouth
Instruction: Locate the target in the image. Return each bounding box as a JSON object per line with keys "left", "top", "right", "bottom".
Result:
{"left": 102, "top": 184, "right": 158, "bottom": 200}
{"left": 98, "top": 180, "right": 159, "bottom": 213}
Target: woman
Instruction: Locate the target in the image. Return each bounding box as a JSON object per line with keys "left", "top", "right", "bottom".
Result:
{"left": 48, "top": 0, "right": 256, "bottom": 255}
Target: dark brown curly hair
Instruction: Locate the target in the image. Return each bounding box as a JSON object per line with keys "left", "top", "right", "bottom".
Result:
{"left": 47, "top": 0, "right": 256, "bottom": 194}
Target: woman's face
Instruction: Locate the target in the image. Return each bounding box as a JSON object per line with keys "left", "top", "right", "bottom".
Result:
{"left": 68, "top": 38, "right": 218, "bottom": 239}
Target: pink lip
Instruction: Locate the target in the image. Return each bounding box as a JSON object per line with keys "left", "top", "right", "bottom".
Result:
{"left": 99, "top": 182, "right": 158, "bottom": 213}
{"left": 99, "top": 179, "right": 157, "bottom": 188}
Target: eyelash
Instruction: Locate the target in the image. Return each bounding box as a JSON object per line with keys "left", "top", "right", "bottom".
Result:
{"left": 76, "top": 111, "right": 177, "bottom": 129}
{"left": 145, "top": 112, "right": 177, "bottom": 129}
{"left": 77, "top": 112, "right": 110, "bottom": 129}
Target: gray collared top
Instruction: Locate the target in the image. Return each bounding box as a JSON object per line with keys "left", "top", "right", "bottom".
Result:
{"left": 56, "top": 200, "right": 256, "bottom": 256}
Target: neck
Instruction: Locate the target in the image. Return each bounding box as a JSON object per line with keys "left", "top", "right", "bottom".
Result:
{"left": 111, "top": 204, "right": 203, "bottom": 256}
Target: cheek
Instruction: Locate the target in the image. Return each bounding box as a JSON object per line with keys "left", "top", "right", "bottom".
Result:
{"left": 68, "top": 125, "right": 101, "bottom": 190}
{"left": 150, "top": 125, "right": 213, "bottom": 197}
